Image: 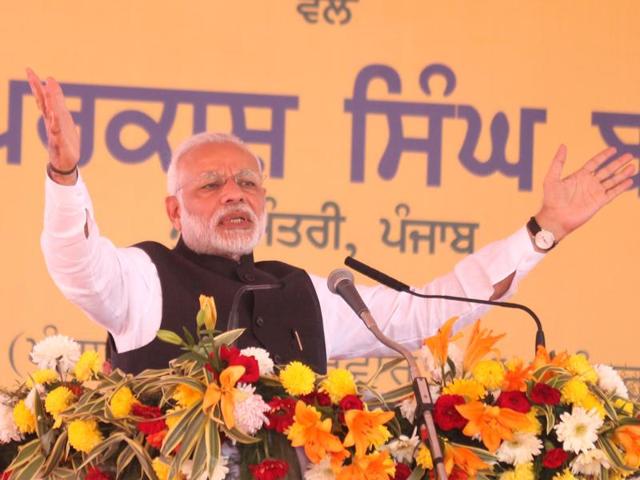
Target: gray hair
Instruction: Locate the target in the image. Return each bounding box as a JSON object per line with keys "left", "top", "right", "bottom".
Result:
{"left": 166, "top": 132, "right": 262, "bottom": 195}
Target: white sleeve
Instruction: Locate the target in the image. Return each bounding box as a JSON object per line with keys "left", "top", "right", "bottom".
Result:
{"left": 315, "top": 226, "right": 545, "bottom": 359}
{"left": 40, "top": 173, "right": 162, "bottom": 353}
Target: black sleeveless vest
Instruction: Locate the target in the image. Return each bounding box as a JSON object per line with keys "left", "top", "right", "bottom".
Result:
{"left": 107, "top": 239, "right": 327, "bottom": 375}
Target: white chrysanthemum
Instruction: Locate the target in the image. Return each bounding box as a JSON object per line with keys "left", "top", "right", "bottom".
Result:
{"left": 0, "top": 396, "right": 22, "bottom": 444}
{"left": 233, "top": 383, "right": 270, "bottom": 435}
{"left": 496, "top": 432, "right": 543, "bottom": 465}
{"left": 30, "top": 335, "right": 81, "bottom": 373}
{"left": 240, "top": 347, "right": 274, "bottom": 376}
{"left": 555, "top": 407, "right": 603, "bottom": 454}
{"left": 418, "top": 343, "right": 463, "bottom": 381}
{"left": 595, "top": 364, "right": 629, "bottom": 399}
{"left": 181, "top": 455, "right": 230, "bottom": 480}
{"left": 399, "top": 397, "right": 417, "bottom": 423}
{"left": 304, "top": 456, "right": 336, "bottom": 480}
{"left": 381, "top": 430, "right": 420, "bottom": 463}
{"left": 571, "top": 448, "right": 610, "bottom": 475}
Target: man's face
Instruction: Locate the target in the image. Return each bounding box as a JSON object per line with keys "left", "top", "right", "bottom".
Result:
{"left": 166, "top": 141, "right": 266, "bottom": 258}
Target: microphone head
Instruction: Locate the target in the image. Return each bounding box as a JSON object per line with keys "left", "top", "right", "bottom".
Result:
{"left": 327, "top": 268, "right": 354, "bottom": 293}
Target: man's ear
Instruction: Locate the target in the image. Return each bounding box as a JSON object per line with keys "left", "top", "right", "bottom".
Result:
{"left": 165, "top": 196, "right": 182, "bottom": 232}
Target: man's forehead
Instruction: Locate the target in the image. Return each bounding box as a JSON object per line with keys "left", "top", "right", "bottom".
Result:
{"left": 180, "top": 141, "right": 260, "bottom": 172}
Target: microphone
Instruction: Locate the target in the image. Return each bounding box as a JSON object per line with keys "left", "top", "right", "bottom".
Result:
{"left": 227, "top": 282, "right": 283, "bottom": 336}
{"left": 345, "top": 256, "right": 546, "bottom": 351}
{"left": 327, "top": 268, "right": 448, "bottom": 479}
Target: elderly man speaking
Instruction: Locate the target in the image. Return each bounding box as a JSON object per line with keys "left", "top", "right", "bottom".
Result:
{"left": 28, "top": 69, "right": 636, "bottom": 375}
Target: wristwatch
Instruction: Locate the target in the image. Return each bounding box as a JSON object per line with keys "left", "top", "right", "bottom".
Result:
{"left": 527, "top": 216, "right": 556, "bottom": 252}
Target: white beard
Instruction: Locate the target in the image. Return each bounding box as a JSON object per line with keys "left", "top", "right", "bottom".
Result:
{"left": 179, "top": 203, "right": 266, "bottom": 258}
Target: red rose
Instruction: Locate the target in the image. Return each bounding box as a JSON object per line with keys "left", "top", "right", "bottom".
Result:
{"left": 132, "top": 403, "right": 167, "bottom": 435}
{"left": 300, "top": 390, "right": 332, "bottom": 407}
{"left": 393, "top": 463, "right": 412, "bottom": 480}
{"left": 434, "top": 395, "right": 468, "bottom": 431}
{"left": 496, "top": 391, "right": 531, "bottom": 413}
{"left": 338, "top": 394, "right": 365, "bottom": 423}
{"left": 220, "top": 345, "right": 260, "bottom": 383}
{"left": 85, "top": 467, "right": 112, "bottom": 480}
{"left": 249, "top": 459, "right": 289, "bottom": 480}
{"left": 146, "top": 428, "right": 168, "bottom": 449}
{"left": 265, "top": 397, "right": 296, "bottom": 433}
{"left": 530, "top": 383, "right": 561, "bottom": 406}
{"left": 542, "top": 448, "right": 568, "bottom": 469}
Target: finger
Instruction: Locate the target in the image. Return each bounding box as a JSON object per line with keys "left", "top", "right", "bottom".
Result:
{"left": 595, "top": 153, "right": 634, "bottom": 181}
{"left": 602, "top": 162, "right": 637, "bottom": 190}
{"left": 26, "top": 68, "right": 47, "bottom": 114}
{"left": 545, "top": 144, "right": 567, "bottom": 182}
{"left": 583, "top": 146, "right": 617, "bottom": 173}
{"left": 605, "top": 176, "right": 635, "bottom": 203}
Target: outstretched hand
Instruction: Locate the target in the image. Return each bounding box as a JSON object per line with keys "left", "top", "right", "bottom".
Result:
{"left": 536, "top": 145, "right": 636, "bottom": 241}
{"left": 26, "top": 68, "right": 80, "bottom": 179}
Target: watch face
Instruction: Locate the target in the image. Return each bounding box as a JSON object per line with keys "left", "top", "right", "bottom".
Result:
{"left": 535, "top": 231, "right": 555, "bottom": 250}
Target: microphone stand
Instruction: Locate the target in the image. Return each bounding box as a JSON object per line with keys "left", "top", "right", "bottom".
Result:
{"left": 358, "top": 311, "right": 448, "bottom": 480}
{"left": 345, "top": 256, "right": 546, "bottom": 353}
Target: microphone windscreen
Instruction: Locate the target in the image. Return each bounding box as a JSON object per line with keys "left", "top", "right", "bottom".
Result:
{"left": 327, "top": 268, "right": 354, "bottom": 293}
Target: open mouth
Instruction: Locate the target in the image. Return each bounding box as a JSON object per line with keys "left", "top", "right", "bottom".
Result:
{"left": 218, "top": 212, "right": 254, "bottom": 228}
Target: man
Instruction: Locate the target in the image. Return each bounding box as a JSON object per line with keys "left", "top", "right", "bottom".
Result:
{"left": 29, "top": 69, "right": 637, "bottom": 374}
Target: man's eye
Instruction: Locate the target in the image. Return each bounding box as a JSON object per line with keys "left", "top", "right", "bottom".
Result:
{"left": 201, "top": 182, "right": 222, "bottom": 190}
{"left": 238, "top": 180, "right": 257, "bottom": 188}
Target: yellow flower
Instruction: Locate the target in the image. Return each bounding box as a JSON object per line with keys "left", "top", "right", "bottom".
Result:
{"left": 68, "top": 419, "right": 103, "bottom": 453}
{"left": 472, "top": 359, "right": 505, "bottom": 390}
{"left": 321, "top": 368, "right": 357, "bottom": 403}
{"left": 615, "top": 398, "right": 634, "bottom": 415}
{"left": 198, "top": 294, "right": 217, "bottom": 330}
{"left": 579, "top": 393, "right": 606, "bottom": 419}
{"left": 172, "top": 383, "right": 203, "bottom": 408}
{"left": 567, "top": 354, "right": 598, "bottom": 383}
{"left": 552, "top": 469, "right": 577, "bottom": 480}
{"left": 45, "top": 386, "right": 75, "bottom": 427}
{"left": 74, "top": 350, "right": 101, "bottom": 381}
{"left": 279, "top": 361, "right": 315, "bottom": 396}
{"left": 343, "top": 408, "right": 395, "bottom": 456}
{"left": 152, "top": 457, "right": 171, "bottom": 480}
{"left": 337, "top": 451, "right": 395, "bottom": 480}
{"left": 165, "top": 408, "right": 183, "bottom": 430}
{"left": 110, "top": 386, "right": 137, "bottom": 418}
{"left": 561, "top": 378, "right": 589, "bottom": 404}
{"left": 522, "top": 409, "right": 542, "bottom": 434}
{"left": 13, "top": 400, "right": 36, "bottom": 434}
{"left": 25, "top": 369, "right": 58, "bottom": 388}
{"left": 504, "top": 463, "right": 534, "bottom": 480}
{"left": 202, "top": 365, "right": 246, "bottom": 429}
{"left": 415, "top": 443, "right": 433, "bottom": 469}
{"left": 443, "top": 378, "right": 486, "bottom": 401}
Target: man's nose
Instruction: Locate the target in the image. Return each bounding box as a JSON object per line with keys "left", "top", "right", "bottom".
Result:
{"left": 219, "top": 177, "right": 245, "bottom": 203}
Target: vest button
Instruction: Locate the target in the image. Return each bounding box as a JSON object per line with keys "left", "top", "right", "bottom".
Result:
{"left": 274, "top": 354, "right": 283, "bottom": 364}
{"left": 242, "top": 273, "right": 256, "bottom": 282}
{"left": 255, "top": 316, "right": 265, "bottom": 327}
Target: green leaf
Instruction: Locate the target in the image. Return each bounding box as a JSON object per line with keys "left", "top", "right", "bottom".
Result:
{"left": 182, "top": 326, "right": 196, "bottom": 347}
{"left": 120, "top": 435, "right": 158, "bottom": 480}
{"left": 221, "top": 424, "right": 261, "bottom": 444}
{"left": 117, "top": 444, "right": 137, "bottom": 478}
{"left": 190, "top": 434, "right": 208, "bottom": 480}
{"left": 13, "top": 452, "right": 45, "bottom": 480}
{"left": 7, "top": 439, "right": 40, "bottom": 471}
{"left": 212, "top": 328, "right": 245, "bottom": 348}
{"left": 205, "top": 418, "right": 221, "bottom": 479}
{"left": 161, "top": 400, "right": 202, "bottom": 456}
{"left": 41, "top": 430, "right": 68, "bottom": 477}
{"left": 156, "top": 329, "right": 185, "bottom": 346}
{"left": 407, "top": 466, "right": 425, "bottom": 480}
{"left": 169, "top": 413, "right": 205, "bottom": 478}
{"left": 366, "top": 357, "right": 405, "bottom": 387}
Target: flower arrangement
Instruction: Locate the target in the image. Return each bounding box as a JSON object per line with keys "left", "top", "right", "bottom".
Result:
{"left": 0, "top": 297, "right": 638, "bottom": 479}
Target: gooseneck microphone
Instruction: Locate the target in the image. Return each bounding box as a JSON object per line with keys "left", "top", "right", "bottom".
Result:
{"left": 227, "top": 282, "right": 284, "bottom": 337}
{"left": 327, "top": 269, "right": 448, "bottom": 479}
{"left": 345, "top": 256, "right": 546, "bottom": 352}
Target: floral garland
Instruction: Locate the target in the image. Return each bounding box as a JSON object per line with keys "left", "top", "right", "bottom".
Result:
{"left": 0, "top": 296, "right": 639, "bottom": 479}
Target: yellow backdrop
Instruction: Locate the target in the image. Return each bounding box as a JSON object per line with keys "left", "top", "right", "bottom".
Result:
{"left": 0, "top": 1, "right": 638, "bottom": 393}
